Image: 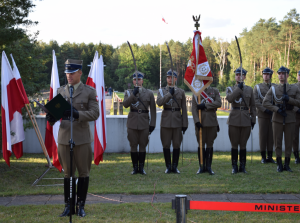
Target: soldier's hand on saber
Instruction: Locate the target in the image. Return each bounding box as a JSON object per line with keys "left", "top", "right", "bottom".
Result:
{"left": 133, "top": 86, "right": 139, "bottom": 96}
{"left": 277, "top": 108, "right": 287, "bottom": 117}
{"left": 238, "top": 81, "right": 244, "bottom": 90}
{"left": 149, "top": 126, "right": 155, "bottom": 134}
{"left": 197, "top": 103, "right": 206, "bottom": 110}
{"left": 251, "top": 122, "right": 255, "bottom": 130}
{"left": 195, "top": 122, "right": 203, "bottom": 130}
{"left": 264, "top": 109, "right": 273, "bottom": 115}
{"left": 169, "top": 87, "right": 175, "bottom": 95}
{"left": 282, "top": 94, "right": 289, "bottom": 102}
{"left": 46, "top": 113, "right": 56, "bottom": 126}
{"left": 182, "top": 127, "right": 187, "bottom": 134}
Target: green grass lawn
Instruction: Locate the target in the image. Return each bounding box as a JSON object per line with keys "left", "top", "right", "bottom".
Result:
{"left": 1, "top": 152, "right": 300, "bottom": 197}
{"left": 0, "top": 202, "right": 299, "bottom": 222}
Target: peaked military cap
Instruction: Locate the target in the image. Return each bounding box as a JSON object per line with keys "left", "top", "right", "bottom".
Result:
{"left": 234, "top": 67, "right": 247, "bottom": 75}
{"left": 262, "top": 67, "right": 273, "bottom": 75}
{"left": 166, "top": 69, "right": 178, "bottom": 78}
{"left": 277, "top": 66, "right": 289, "bottom": 74}
{"left": 132, "top": 71, "right": 144, "bottom": 79}
{"left": 65, "top": 59, "right": 83, "bottom": 73}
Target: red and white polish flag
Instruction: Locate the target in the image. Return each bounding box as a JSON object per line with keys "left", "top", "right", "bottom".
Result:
{"left": 10, "top": 54, "right": 30, "bottom": 159}
{"left": 1, "top": 51, "right": 26, "bottom": 166}
{"left": 44, "top": 50, "right": 62, "bottom": 171}
{"left": 184, "top": 31, "right": 213, "bottom": 97}
{"left": 162, "top": 17, "right": 168, "bottom": 24}
{"left": 86, "top": 51, "right": 107, "bottom": 165}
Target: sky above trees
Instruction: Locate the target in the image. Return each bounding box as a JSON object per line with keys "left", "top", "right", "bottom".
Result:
{"left": 27, "top": 0, "right": 299, "bottom": 47}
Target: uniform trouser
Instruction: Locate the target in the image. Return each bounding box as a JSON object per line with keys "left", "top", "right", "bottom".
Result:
{"left": 127, "top": 128, "right": 149, "bottom": 152}
{"left": 58, "top": 143, "right": 92, "bottom": 178}
{"left": 160, "top": 127, "right": 182, "bottom": 149}
{"left": 258, "top": 117, "right": 274, "bottom": 152}
{"left": 273, "top": 122, "right": 294, "bottom": 158}
{"left": 292, "top": 116, "right": 300, "bottom": 153}
{"left": 228, "top": 126, "right": 251, "bottom": 150}
{"left": 195, "top": 126, "right": 218, "bottom": 148}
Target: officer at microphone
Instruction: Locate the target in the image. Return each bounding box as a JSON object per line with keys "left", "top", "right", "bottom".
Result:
{"left": 46, "top": 59, "right": 99, "bottom": 217}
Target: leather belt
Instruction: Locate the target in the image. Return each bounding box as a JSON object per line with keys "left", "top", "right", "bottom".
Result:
{"left": 130, "top": 109, "right": 149, "bottom": 114}
{"left": 232, "top": 106, "right": 248, "bottom": 110}
{"left": 164, "top": 107, "right": 180, "bottom": 112}
{"left": 276, "top": 104, "right": 294, "bottom": 110}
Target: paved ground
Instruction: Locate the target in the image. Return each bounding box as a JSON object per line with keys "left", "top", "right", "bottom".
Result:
{"left": 1, "top": 194, "right": 300, "bottom": 207}
{"left": 105, "top": 95, "right": 112, "bottom": 113}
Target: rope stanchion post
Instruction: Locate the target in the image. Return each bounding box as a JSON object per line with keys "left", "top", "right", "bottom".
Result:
{"left": 172, "top": 195, "right": 190, "bottom": 223}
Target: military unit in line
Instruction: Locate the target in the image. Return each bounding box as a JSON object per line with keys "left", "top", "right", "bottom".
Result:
{"left": 125, "top": 66, "right": 300, "bottom": 176}
{"left": 46, "top": 58, "right": 300, "bottom": 218}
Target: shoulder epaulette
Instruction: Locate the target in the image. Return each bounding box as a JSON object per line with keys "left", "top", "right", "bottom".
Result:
{"left": 84, "top": 84, "right": 96, "bottom": 90}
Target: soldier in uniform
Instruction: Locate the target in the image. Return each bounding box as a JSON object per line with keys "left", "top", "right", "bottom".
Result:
{"left": 123, "top": 71, "right": 156, "bottom": 175}
{"left": 192, "top": 87, "right": 221, "bottom": 175}
{"left": 253, "top": 67, "right": 276, "bottom": 164}
{"left": 156, "top": 69, "right": 188, "bottom": 174}
{"left": 226, "top": 68, "right": 256, "bottom": 174}
{"left": 263, "top": 66, "right": 300, "bottom": 172}
{"left": 292, "top": 70, "right": 300, "bottom": 164}
{"left": 46, "top": 59, "right": 99, "bottom": 217}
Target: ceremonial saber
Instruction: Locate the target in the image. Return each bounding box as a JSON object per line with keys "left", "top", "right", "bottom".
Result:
{"left": 181, "top": 133, "right": 184, "bottom": 165}
{"left": 127, "top": 41, "right": 138, "bottom": 88}
{"left": 147, "top": 134, "right": 150, "bottom": 171}
{"left": 165, "top": 42, "right": 174, "bottom": 87}
{"left": 235, "top": 36, "right": 253, "bottom": 162}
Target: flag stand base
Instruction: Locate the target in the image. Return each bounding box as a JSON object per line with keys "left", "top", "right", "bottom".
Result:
{"left": 32, "top": 165, "right": 64, "bottom": 187}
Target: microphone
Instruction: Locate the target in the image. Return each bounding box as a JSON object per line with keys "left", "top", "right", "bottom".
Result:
{"left": 70, "top": 85, "right": 74, "bottom": 97}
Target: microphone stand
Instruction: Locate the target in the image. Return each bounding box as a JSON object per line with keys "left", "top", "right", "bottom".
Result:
{"left": 69, "top": 85, "right": 75, "bottom": 223}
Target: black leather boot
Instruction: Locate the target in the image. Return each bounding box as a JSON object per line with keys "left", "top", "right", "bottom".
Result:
{"left": 266, "top": 151, "right": 276, "bottom": 164}
{"left": 196, "top": 147, "right": 206, "bottom": 174}
{"left": 276, "top": 157, "right": 283, "bottom": 172}
{"left": 206, "top": 147, "right": 215, "bottom": 175}
{"left": 261, "top": 151, "right": 267, "bottom": 164}
{"left": 239, "top": 150, "right": 247, "bottom": 173}
{"left": 163, "top": 148, "right": 172, "bottom": 173}
{"left": 172, "top": 149, "right": 180, "bottom": 173}
{"left": 231, "top": 148, "right": 238, "bottom": 174}
{"left": 283, "top": 157, "right": 292, "bottom": 172}
{"left": 76, "top": 177, "right": 89, "bottom": 217}
{"left": 294, "top": 151, "right": 300, "bottom": 164}
{"left": 130, "top": 152, "right": 139, "bottom": 174}
{"left": 138, "top": 152, "right": 146, "bottom": 175}
{"left": 59, "top": 178, "right": 76, "bottom": 217}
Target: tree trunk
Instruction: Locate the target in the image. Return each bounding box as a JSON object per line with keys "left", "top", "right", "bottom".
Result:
{"left": 287, "top": 25, "right": 293, "bottom": 68}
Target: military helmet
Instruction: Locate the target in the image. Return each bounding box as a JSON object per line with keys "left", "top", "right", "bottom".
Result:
{"left": 234, "top": 67, "right": 247, "bottom": 75}
{"left": 277, "top": 66, "right": 289, "bottom": 74}
{"left": 132, "top": 71, "right": 144, "bottom": 79}
{"left": 166, "top": 69, "right": 178, "bottom": 78}
{"left": 262, "top": 67, "right": 273, "bottom": 75}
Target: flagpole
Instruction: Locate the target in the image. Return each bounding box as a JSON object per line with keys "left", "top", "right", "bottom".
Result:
{"left": 160, "top": 44, "right": 162, "bottom": 89}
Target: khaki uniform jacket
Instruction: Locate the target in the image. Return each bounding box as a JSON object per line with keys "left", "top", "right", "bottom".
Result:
{"left": 226, "top": 84, "right": 256, "bottom": 127}
{"left": 156, "top": 86, "right": 188, "bottom": 128}
{"left": 254, "top": 82, "right": 276, "bottom": 119}
{"left": 192, "top": 87, "right": 221, "bottom": 127}
{"left": 293, "top": 82, "right": 300, "bottom": 114}
{"left": 57, "top": 82, "right": 100, "bottom": 145}
{"left": 123, "top": 87, "right": 156, "bottom": 130}
{"left": 263, "top": 83, "right": 300, "bottom": 124}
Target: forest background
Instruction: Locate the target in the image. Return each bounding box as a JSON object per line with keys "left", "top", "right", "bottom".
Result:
{"left": 0, "top": 1, "right": 299, "bottom": 150}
